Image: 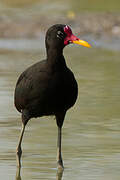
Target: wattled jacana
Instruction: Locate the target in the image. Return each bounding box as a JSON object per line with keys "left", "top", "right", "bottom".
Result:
{"left": 14, "top": 24, "right": 91, "bottom": 169}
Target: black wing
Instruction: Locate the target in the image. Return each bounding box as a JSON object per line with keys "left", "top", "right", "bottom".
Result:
{"left": 14, "top": 60, "right": 50, "bottom": 112}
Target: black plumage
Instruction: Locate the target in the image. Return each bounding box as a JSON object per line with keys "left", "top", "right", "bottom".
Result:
{"left": 14, "top": 24, "right": 90, "bottom": 169}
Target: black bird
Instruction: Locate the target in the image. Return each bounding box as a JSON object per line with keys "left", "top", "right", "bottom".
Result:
{"left": 14, "top": 24, "right": 91, "bottom": 169}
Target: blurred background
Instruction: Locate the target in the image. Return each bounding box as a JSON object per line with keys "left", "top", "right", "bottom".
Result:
{"left": 0, "top": 0, "right": 120, "bottom": 179}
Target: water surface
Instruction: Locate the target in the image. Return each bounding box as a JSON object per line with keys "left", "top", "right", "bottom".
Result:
{"left": 0, "top": 43, "right": 120, "bottom": 179}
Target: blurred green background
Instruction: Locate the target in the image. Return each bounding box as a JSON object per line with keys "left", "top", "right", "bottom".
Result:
{"left": 1, "top": 0, "right": 120, "bottom": 12}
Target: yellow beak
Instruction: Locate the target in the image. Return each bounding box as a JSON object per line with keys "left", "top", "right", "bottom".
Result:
{"left": 72, "top": 40, "right": 91, "bottom": 48}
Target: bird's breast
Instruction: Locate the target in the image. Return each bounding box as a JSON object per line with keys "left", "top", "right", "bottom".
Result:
{"left": 47, "top": 69, "right": 78, "bottom": 112}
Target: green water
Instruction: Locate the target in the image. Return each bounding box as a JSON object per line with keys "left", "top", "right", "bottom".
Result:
{"left": 0, "top": 46, "right": 120, "bottom": 179}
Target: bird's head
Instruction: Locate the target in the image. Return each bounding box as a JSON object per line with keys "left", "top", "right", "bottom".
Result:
{"left": 45, "top": 24, "right": 91, "bottom": 50}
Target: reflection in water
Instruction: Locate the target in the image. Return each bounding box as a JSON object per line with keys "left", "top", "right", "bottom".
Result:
{"left": 56, "top": 169, "right": 64, "bottom": 180}
{"left": 16, "top": 167, "right": 21, "bottom": 180}
{"left": 15, "top": 167, "right": 63, "bottom": 180}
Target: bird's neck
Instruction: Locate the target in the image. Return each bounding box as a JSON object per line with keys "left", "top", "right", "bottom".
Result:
{"left": 46, "top": 48, "right": 67, "bottom": 70}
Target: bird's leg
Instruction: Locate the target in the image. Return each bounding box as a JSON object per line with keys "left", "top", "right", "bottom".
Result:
{"left": 16, "top": 109, "right": 30, "bottom": 168}
{"left": 56, "top": 112, "right": 66, "bottom": 170}
{"left": 16, "top": 123, "right": 25, "bottom": 168}
{"left": 57, "top": 126, "right": 64, "bottom": 169}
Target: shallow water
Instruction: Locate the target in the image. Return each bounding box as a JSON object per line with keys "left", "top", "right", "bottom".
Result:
{"left": 0, "top": 41, "right": 120, "bottom": 179}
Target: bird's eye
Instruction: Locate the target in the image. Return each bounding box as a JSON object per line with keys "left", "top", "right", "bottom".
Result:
{"left": 57, "top": 31, "right": 64, "bottom": 40}
{"left": 68, "top": 40, "right": 72, "bottom": 44}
